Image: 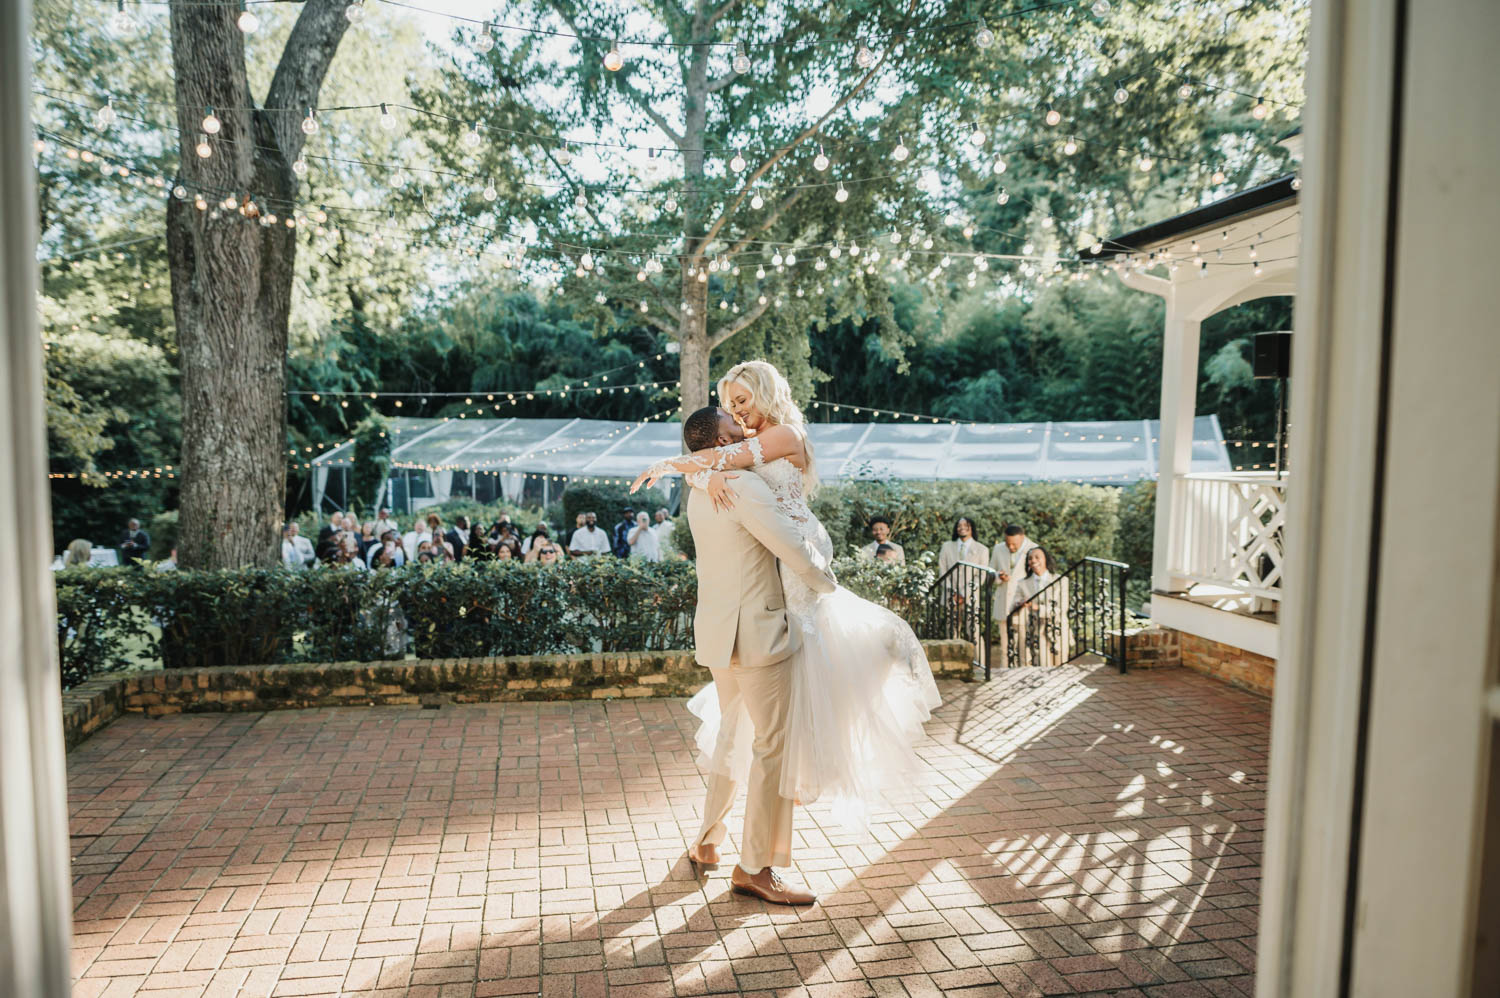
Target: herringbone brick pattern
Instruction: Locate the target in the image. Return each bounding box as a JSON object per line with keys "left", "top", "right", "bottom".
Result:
{"left": 67, "top": 665, "right": 1268, "bottom": 996}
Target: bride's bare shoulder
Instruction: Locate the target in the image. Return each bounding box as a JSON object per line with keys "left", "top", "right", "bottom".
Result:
{"left": 752, "top": 423, "right": 807, "bottom": 468}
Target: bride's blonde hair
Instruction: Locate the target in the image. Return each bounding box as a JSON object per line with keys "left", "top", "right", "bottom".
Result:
{"left": 717, "top": 360, "right": 819, "bottom": 495}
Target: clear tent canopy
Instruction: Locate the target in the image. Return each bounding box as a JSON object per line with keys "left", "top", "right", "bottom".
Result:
{"left": 311, "top": 415, "right": 1231, "bottom": 514}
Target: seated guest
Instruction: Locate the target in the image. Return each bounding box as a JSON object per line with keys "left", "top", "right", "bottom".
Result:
{"left": 494, "top": 542, "right": 514, "bottom": 561}
{"left": 281, "top": 524, "right": 301, "bottom": 569}
{"left": 875, "top": 543, "right": 901, "bottom": 564}
{"left": 367, "top": 537, "right": 401, "bottom": 569}
{"left": 63, "top": 538, "right": 94, "bottom": 568}
{"left": 531, "top": 540, "right": 561, "bottom": 566}
{"left": 286, "top": 522, "right": 314, "bottom": 568}
{"left": 402, "top": 518, "right": 432, "bottom": 561}
{"left": 373, "top": 508, "right": 399, "bottom": 538}
{"left": 569, "top": 512, "right": 610, "bottom": 557}
{"left": 500, "top": 538, "right": 523, "bottom": 561}
{"left": 859, "top": 516, "right": 904, "bottom": 562}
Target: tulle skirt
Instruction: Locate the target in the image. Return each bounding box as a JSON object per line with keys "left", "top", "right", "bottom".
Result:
{"left": 686, "top": 585, "right": 942, "bottom": 829}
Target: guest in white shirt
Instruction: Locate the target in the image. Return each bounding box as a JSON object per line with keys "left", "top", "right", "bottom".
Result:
{"left": 568, "top": 512, "right": 611, "bottom": 557}
{"left": 283, "top": 522, "right": 314, "bottom": 569}
{"left": 628, "top": 511, "right": 661, "bottom": 562}
{"left": 858, "top": 516, "right": 905, "bottom": 562}
{"left": 373, "top": 508, "right": 399, "bottom": 538}
{"left": 402, "top": 522, "right": 432, "bottom": 561}
{"left": 651, "top": 508, "right": 675, "bottom": 547}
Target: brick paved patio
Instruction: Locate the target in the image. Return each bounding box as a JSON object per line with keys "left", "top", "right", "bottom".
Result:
{"left": 67, "top": 665, "right": 1269, "bottom": 997}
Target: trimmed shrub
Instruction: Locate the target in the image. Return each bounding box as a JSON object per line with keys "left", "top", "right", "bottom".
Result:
{"left": 1115, "top": 480, "right": 1156, "bottom": 609}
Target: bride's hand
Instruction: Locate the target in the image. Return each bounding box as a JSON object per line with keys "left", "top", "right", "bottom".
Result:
{"left": 708, "top": 472, "right": 739, "bottom": 512}
{"left": 629, "top": 468, "right": 660, "bottom": 494}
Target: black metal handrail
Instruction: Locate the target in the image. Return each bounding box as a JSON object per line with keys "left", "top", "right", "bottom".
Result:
{"left": 915, "top": 561, "right": 997, "bottom": 679}
{"left": 1000, "top": 556, "right": 1129, "bottom": 673}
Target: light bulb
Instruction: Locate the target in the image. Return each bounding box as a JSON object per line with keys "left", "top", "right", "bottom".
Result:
{"left": 729, "top": 149, "right": 746, "bottom": 172}
{"left": 1137, "top": 155, "right": 1153, "bottom": 171}
{"left": 834, "top": 182, "right": 849, "bottom": 202}
{"left": 109, "top": 0, "right": 131, "bottom": 33}
{"left": 172, "top": 184, "right": 187, "bottom": 199}
{"left": 733, "top": 43, "right": 751, "bottom": 75}
{"left": 993, "top": 157, "right": 1007, "bottom": 174}
{"left": 750, "top": 192, "right": 764, "bottom": 209}
{"left": 890, "top": 232, "right": 901, "bottom": 244}
{"left": 1114, "top": 85, "right": 1129, "bottom": 104}
{"left": 1291, "top": 176, "right": 1302, "bottom": 191}
{"left": 483, "top": 181, "right": 497, "bottom": 202}
{"left": 1251, "top": 98, "right": 1269, "bottom": 119}
{"left": 574, "top": 191, "right": 588, "bottom": 210}
{"left": 237, "top": 6, "right": 259, "bottom": 33}
{"left": 1178, "top": 83, "right": 1192, "bottom": 100}
{"left": 603, "top": 42, "right": 624, "bottom": 72}
{"left": 1248, "top": 244, "right": 1257, "bottom": 259}
{"left": 201, "top": 108, "right": 221, "bottom": 134}
{"left": 556, "top": 144, "right": 572, "bottom": 166}
{"left": 95, "top": 99, "right": 117, "bottom": 130}
{"left": 477, "top": 25, "right": 495, "bottom": 52}
{"left": 344, "top": 2, "right": 366, "bottom": 25}
{"left": 968, "top": 125, "right": 986, "bottom": 146}
{"left": 292, "top": 156, "right": 307, "bottom": 175}
{"left": 975, "top": 20, "right": 995, "bottom": 48}
{"left": 785, "top": 251, "right": 796, "bottom": 265}
{"left": 771, "top": 252, "right": 783, "bottom": 266}
{"left": 462, "top": 125, "right": 481, "bottom": 148}
{"left": 580, "top": 252, "right": 594, "bottom": 269}
{"left": 829, "top": 245, "right": 841, "bottom": 259}
{"left": 756, "top": 266, "right": 766, "bottom": 279}
{"left": 1092, "top": 0, "right": 1111, "bottom": 14}
{"left": 1063, "top": 136, "right": 1078, "bottom": 155}
{"left": 855, "top": 44, "right": 875, "bottom": 69}
{"left": 1045, "top": 109, "right": 1061, "bottom": 126}
{"left": 813, "top": 147, "right": 829, "bottom": 172}
{"left": 195, "top": 134, "right": 213, "bottom": 158}
{"left": 301, "top": 108, "right": 318, "bottom": 134}
{"left": 697, "top": 271, "right": 707, "bottom": 283}
{"left": 997, "top": 188, "right": 1010, "bottom": 205}
{"left": 892, "top": 138, "right": 909, "bottom": 162}
{"left": 815, "top": 258, "right": 827, "bottom": 271}
{"left": 1211, "top": 168, "right": 1227, "bottom": 185}
{"left": 663, "top": 196, "right": 677, "bottom": 212}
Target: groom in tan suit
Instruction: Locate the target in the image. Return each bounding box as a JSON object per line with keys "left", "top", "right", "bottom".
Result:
{"left": 681, "top": 407, "right": 835, "bottom": 905}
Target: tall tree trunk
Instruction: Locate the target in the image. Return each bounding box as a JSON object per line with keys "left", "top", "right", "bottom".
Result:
{"left": 677, "top": 2, "right": 713, "bottom": 415}
{"left": 166, "top": 0, "right": 348, "bottom": 569}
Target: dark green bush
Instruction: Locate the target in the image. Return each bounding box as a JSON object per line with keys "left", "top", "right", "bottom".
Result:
{"left": 1115, "top": 480, "right": 1156, "bottom": 610}
{"left": 561, "top": 482, "right": 671, "bottom": 537}
{"left": 55, "top": 568, "right": 153, "bottom": 688}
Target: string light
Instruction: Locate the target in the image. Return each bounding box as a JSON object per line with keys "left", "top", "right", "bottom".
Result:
{"left": 462, "top": 123, "right": 481, "bottom": 148}
{"left": 1063, "top": 136, "right": 1078, "bottom": 155}
{"left": 344, "top": 1, "right": 367, "bottom": 25}
{"left": 729, "top": 149, "right": 746, "bottom": 173}
{"left": 94, "top": 99, "right": 116, "bottom": 130}
{"left": 813, "top": 145, "right": 830, "bottom": 172}
{"left": 201, "top": 108, "right": 221, "bottom": 135}
{"left": 834, "top": 182, "right": 849, "bottom": 203}
{"left": 476, "top": 23, "right": 496, "bottom": 52}
{"left": 1044, "top": 109, "right": 1062, "bottom": 127}
{"left": 237, "top": 2, "right": 259, "bottom": 33}
{"left": 975, "top": 20, "right": 995, "bottom": 49}
{"left": 603, "top": 41, "right": 624, "bottom": 72}
{"left": 732, "top": 43, "right": 751, "bottom": 75}
{"left": 855, "top": 43, "right": 876, "bottom": 69}
{"left": 892, "top": 136, "right": 909, "bottom": 162}
{"left": 1251, "top": 97, "right": 1269, "bottom": 119}
{"left": 301, "top": 108, "right": 318, "bottom": 135}
{"left": 968, "top": 124, "right": 986, "bottom": 147}
{"left": 195, "top": 133, "right": 212, "bottom": 158}
{"left": 750, "top": 192, "right": 764, "bottom": 209}
{"left": 1113, "top": 84, "right": 1130, "bottom": 104}
{"left": 379, "top": 103, "right": 396, "bottom": 131}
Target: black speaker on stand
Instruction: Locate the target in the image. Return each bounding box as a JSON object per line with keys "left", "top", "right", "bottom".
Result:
{"left": 1253, "top": 331, "right": 1292, "bottom": 479}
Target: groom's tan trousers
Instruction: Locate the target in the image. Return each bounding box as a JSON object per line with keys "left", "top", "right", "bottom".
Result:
{"left": 692, "top": 657, "right": 794, "bottom": 871}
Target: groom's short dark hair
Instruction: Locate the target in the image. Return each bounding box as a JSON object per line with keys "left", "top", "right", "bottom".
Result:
{"left": 682, "top": 406, "right": 723, "bottom": 452}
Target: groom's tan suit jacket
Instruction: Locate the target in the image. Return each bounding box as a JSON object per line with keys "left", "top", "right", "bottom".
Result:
{"left": 687, "top": 474, "right": 835, "bottom": 670}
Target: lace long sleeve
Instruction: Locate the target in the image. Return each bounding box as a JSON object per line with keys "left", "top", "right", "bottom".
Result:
{"left": 642, "top": 439, "right": 764, "bottom": 490}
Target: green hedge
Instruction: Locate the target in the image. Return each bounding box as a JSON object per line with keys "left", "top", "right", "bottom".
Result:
{"left": 52, "top": 555, "right": 946, "bottom": 690}
{"left": 810, "top": 479, "right": 1120, "bottom": 568}
{"left": 1114, "top": 480, "right": 1156, "bottom": 610}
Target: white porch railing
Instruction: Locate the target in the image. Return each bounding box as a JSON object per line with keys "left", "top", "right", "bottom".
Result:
{"left": 1168, "top": 472, "right": 1287, "bottom": 600}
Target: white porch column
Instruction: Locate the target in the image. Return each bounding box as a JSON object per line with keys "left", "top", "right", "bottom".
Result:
{"left": 0, "top": 0, "right": 75, "bottom": 992}
{"left": 1150, "top": 303, "right": 1201, "bottom": 593}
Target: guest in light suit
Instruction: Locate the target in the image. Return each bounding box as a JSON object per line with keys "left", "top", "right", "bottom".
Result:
{"left": 936, "top": 516, "right": 988, "bottom": 642}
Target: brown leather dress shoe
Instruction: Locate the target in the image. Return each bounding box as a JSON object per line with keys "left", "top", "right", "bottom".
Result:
{"left": 730, "top": 866, "right": 816, "bottom": 906}
{"left": 687, "top": 843, "right": 719, "bottom": 872}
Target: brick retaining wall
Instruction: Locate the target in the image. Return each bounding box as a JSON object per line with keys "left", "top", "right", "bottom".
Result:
{"left": 1112, "top": 622, "right": 1273, "bottom": 697}
{"left": 61, "top": 640, "right": 976, "bottom": 752}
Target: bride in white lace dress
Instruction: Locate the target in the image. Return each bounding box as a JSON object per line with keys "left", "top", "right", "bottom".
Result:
{"left": 632, "top": 360, "right": 942, "bottom": 827}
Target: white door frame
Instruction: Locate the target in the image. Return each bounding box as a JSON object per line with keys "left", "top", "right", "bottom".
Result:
{"left": 0, "top": 0, "right": 76, "bottom": 993}
{"left": 1257, "top": 0, "right": 1500, "bottom": 994}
